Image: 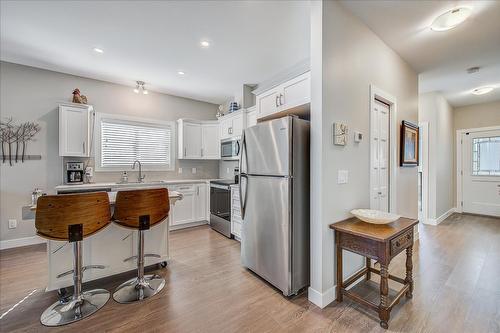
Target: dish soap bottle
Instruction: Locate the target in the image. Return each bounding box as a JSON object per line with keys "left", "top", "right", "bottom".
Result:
{"left": 120, "top": 171, "right": 128, "bottom": 184}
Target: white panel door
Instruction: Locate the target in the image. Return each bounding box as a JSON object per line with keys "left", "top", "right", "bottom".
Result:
{"left": 201, "top": 124, "right": 220, "bottom": 159}
{"left": 462, "top": 129, "right": 500, "bottom": 216}
{"left": 183, "top": 122, "right": 202, "bottom": 159}
{"left": 370, "top": 100, "right": 390, "bottom": 211}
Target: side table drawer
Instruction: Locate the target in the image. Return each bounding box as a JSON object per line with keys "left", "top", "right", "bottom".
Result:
{"left": 390, "top": 229, "right": 413, "bottom": 256}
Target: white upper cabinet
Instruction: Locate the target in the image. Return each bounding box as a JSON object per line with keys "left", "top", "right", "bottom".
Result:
{"left": 59, "top": 104, "right": 92, "bottom": 157}
{"left": 201, "top": 123, "right": 220, "bottom": 159}
{"left": 254, "top": 71, "right": 310, "bottom": 120}
{"left": 178, "top": 119, "right": 219, "bottom": 160}
{"left": 219, "top": 110, "right": 244, "bottom": 140}
{"left": 246, "top": 106, "right": 257, "bottom": 128}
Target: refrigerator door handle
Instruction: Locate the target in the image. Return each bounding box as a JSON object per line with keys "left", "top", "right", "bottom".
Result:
{"left": 239, "top": 174, "right": 248, "bottom": 219}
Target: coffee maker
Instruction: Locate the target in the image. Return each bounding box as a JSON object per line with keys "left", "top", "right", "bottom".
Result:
{"left": 66, "top": 162, "right": 84, "bottom": 184}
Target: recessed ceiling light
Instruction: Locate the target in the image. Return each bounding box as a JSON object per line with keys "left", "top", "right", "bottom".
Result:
{"left": 471, "top": 86, "right": 494, "bottom": 95}
{"left": 431, "top": 7, "right": 472, "bottom": 31}
{"left": 177, "top": 71, "right": 185, "bottom": 76}
{"left": 93, "top": 47, "right": 104, "bottom": 53}
{"left": 200, "top": 40, "right": 210, "bottom": 48}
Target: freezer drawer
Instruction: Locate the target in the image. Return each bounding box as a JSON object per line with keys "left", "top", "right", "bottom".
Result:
{"left": 240, "top": 175, "right": 291, "bottom": 294}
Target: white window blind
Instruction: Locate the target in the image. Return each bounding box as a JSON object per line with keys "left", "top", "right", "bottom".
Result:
{"left": 100, "top": 119, "right": 172, "bottom": 168}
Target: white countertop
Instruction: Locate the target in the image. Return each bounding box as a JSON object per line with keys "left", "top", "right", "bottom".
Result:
{"left": 55, "top": 179, "right": 217, "bottom": 191}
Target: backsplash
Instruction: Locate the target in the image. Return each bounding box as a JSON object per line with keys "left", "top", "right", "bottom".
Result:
{"left": 219, "top": 160, "right": 239, "bottom": 180}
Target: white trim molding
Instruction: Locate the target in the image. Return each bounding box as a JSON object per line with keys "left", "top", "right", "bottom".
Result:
{"left": 369, "top": 85, "right": 398, "bottom": 214}
{"left": 308, "top": 285, "right": 336, "bottom": 309}
{"left": 0, "top": 236, "right": 46, "bottom": 250}
{"left": 424, "top": 207, "right": 456, "bottom": 226}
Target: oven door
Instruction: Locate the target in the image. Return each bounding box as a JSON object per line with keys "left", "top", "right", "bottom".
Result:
{"left": 210, "top": 185, "right": 230, "bottom": 220}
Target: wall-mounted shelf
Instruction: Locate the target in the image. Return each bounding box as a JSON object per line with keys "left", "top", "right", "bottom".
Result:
{"left": 3, "top": 155, "right": 41, "bottom": 161}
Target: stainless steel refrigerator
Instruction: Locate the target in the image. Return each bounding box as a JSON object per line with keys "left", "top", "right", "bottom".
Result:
{"left": 239, "top": 116, "right": 310, "bottom": 296}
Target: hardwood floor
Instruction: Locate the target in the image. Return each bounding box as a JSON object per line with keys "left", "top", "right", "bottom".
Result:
{"left": 0, "top": 213, "right": 499, "bottom": 332}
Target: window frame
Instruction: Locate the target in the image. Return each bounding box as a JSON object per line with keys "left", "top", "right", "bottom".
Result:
{"left": 471, "top": 136, "right": 500, "bottom": 176}
{"left": 94, "top": 112, "right": 176, "bottom": 172}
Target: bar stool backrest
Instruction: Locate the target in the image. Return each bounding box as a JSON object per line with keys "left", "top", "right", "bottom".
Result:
{"left": 35, "top": 192, "right": 111, "bottom": 241}
{"left": 113, "top": 188, "right": 170, "bottom": 229}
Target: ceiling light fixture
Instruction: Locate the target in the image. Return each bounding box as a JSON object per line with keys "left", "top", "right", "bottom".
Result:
{"left": 200, "top": 40, "right": 210, "bottom": 48}
{"left": 177, "top": 71, "right": 185, "bottom": 76}
{"left": 430, "top": 7, "right": 472, "bottom": 31}
{"left": 93, "top": 47, "right": 104, "bottom": 53}
{"left": 133, "top": 81, "right": 148, "bottom": 95}
{"left": 471, "top": 86, "right": 494, "bottom": 95}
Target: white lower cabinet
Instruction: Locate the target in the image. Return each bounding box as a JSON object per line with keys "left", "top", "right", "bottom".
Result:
{"left": 170, "top": 183, "right": 209, "bottom": 228}
{"left": 230, "top": 185, "right": 242, "bottom": 240}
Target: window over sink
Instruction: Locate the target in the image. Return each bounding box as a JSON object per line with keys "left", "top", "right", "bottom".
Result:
{"left": 95, "top": 113, "right": 175, "bottom": 171}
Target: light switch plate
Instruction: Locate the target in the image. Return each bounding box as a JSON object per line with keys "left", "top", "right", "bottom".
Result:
{"left": 192, "top": 167, "right": 197, "bottom": 174}
{"left": 337, "top": 170, "right": 348, "bottom": 184}
{"left": 178, "top": 168, "right": 183, "bottom": 174}
{"left": 8, "top": 219, "right": 17, "bottom": 229}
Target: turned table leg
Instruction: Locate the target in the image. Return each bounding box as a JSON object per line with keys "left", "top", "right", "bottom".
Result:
{"left": 366, "top": 258, "right": 371, "bottom": 281}
{"left": 336, "top": 232, "right": 343, "bottom": 302}
{"left": 379, "top": 263, "right": 390, "bottom": 329}
{"left": 405, "top": 245, "right": 414, "bottom": 298}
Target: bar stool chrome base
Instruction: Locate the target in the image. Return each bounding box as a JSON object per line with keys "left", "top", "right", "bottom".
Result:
{"left": 40, "top": 289, "right": 110, "bottom": 327}
{"left": 113, "top": 274, "right": 165, "bottom": 304}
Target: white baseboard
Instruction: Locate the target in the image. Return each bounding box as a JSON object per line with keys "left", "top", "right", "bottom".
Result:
{"left": 424, "top": 207, "right": 456, "bottom": 226}
{"left": 308, "top": 285, "right": 336, "bottom": 309}
{"left": 0, "top": 236, "right": 46, "bottom": 250}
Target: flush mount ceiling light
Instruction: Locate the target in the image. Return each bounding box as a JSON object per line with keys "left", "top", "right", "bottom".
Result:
{"left": 133, "top": 81, "right": 148, "bottom": 95}
{"left": 200, "top": 40, "right": 210, "bottom": 48}
{"left": 177, "top": 71, "right": 185, "bottom": 76}
{"left": 431, "top": 7, "right": 472, "bottom": 31}
{"left": 471, "top": 86, "right": 494, "bottom": 95}
{"left": 93, "top": 47, "right": 104, "bottom": 53}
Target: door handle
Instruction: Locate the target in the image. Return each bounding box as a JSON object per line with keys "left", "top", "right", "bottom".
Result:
{"left": 279, "top": 94, "right": 284, "bottom": 106}
{"left": 275, "top": 95, "right": 279, "bottom": 108}
{"left": 239, "top": 174, "right": 248, "bottom": 220}
{"left": 82, "top": 142, "right": 86, "bottom": 154}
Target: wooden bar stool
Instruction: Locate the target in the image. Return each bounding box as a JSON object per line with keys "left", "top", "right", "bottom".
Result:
{"left": 112, "top": 188, "right": 170, "bottom": 303}
{"left": 35, "top": 192, "right": 111, "bottom": 326}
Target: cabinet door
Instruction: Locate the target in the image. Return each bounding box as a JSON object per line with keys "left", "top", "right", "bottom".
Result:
{"left": 231, "top": 113, "right": 243, "bottom": 137}
{"left": 183, "top": 122, "right": 202, "bottom": 159}
{"left": 59, "top": 106, "right": 89, "bottom": 157}
{"left": 219, "top": 118, "right": 232, "bottom": 140}
{"left": 195, "top": 184, "right": 208, "bottom": 221}
{"left": 279, "top": 72, "right": 310, "bottom": 110}
{"left": 201, "top": 124, "right": 220, "bottom": 159}
{"left": 256, "top": 88, "right": 279, "bottom": 119}
{"left": 171, "top": 186, "right": 196, "bottom": 225}
{"left": 246, "top": 110, "right": 257, "bottom": 128}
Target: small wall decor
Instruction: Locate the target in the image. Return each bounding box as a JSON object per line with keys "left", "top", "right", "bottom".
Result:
{"left": 72, "top": 88, "right": 88, "bottom": 104}
{"left": 333, "top": 122, "right": 348, "bottom": 146}
{"left": 0, "top": 117, "right": 41, "bottom": 166}
{"left": 400, "top": 120, "right": 419, "bottom": 166}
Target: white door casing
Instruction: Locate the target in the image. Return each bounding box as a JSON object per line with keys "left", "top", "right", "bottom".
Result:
{"left": 460, "top": 128, "right": 500, "bottom": 217}
{"left": 369, "top": 85, "right": 397, "bottom": 213}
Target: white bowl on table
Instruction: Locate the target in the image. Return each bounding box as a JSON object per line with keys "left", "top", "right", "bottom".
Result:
{"left": 350, "top": 209, "right": 400, "bottom": 225}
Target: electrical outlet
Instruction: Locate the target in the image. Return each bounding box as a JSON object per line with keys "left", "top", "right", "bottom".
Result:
{"left": 226, "top": 167, "right": 230, "bottom": 173}
{"left": 337, "top": 170, "right": 349, "bottom": 184}
{"left": 192, "top": 167, "right": 197, "bottom": 174}
{"left": 178, "top": 168, "right": 183, "bottom": 174}
{"left": 8, "top": 219, "right": 17, "bottom": 229}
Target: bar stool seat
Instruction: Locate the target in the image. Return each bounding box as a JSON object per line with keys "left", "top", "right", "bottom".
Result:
{"left": 112, "top": 188, "right": 170, "bottom": 303}
{"left": 35, "top": 192, "right": 111, "bottom": 326}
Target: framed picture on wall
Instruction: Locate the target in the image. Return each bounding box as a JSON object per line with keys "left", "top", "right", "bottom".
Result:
{"left": 400, "top": 121, "right": 419, "bottom": 166}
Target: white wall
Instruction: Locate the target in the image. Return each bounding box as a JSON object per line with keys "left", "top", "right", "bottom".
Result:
{"left": 309, "top": 0, "right": 418, "bottom": 308}
{"left": 454, "top": 100, "right": 500, "bottom": 130}
{"left": 0, "top": 61, "right": 219, "bottom": 242}
{"left": 419, "top": 92, "right": 454, "bottom": 219}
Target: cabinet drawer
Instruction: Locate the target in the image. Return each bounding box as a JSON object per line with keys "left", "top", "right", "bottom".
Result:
{"left": 232, "top": 220, "right": 242, "bottom": 237}
{"left": 390, "top": 229, "right": 413, "bottom": 256}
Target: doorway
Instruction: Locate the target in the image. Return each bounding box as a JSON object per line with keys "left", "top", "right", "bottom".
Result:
{"left": 457, "top": 126, "right": 500, "bottom": 217}
{"left": 418, "top": 122, "right": 429, "bottom": 222}
{"left": 369, "top": 85, "right": 397, "bottom": 213}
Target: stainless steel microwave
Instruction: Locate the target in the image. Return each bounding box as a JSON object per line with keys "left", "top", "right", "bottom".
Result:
{"left": 221, "top": 137, "right": 240, "bottom": 160}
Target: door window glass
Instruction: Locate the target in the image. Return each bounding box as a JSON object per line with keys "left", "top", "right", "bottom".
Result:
{"left": 472, "top": 136, "right": 500, "bottom": 176}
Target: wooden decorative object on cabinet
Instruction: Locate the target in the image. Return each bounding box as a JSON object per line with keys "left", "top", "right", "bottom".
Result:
{"left": 330, "top": 216, "right": 418, "bottom": 329}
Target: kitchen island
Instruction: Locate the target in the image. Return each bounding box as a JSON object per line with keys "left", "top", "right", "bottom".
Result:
{"left": 44, "top": 180, "right": 205, "bottom": 292}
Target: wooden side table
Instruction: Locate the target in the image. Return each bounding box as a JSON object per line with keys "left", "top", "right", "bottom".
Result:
{"left": 330, "top": 217, "right": 418, "bottom": 329}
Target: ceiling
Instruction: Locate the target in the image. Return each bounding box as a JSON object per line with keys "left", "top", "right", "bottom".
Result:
{"left": 0, "top": 0, "right": 310, "bottom": 104}
{"left": 341, "top": 0, "right": 500, "bottom": 107}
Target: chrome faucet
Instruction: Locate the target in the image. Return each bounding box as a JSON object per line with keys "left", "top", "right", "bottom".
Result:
{"left": 132, "top": 160, "right": 145, "bottom": 183}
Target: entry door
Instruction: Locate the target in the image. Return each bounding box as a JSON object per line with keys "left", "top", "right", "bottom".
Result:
{"left": 370, "top": 99, "right": 390, "bottom": 211}
{"left": 462, "top": 129, "right": 500, "bottom": 216}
